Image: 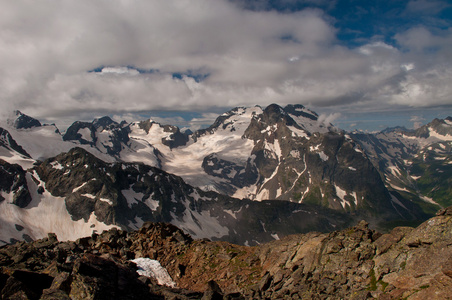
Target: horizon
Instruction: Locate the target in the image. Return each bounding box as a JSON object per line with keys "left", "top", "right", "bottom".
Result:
{"left": 7, "top": 104, "right": 451, "bottom": 134}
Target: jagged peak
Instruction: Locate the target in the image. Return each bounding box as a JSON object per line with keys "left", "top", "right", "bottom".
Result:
{"left": 263, "top": 103, "right": 287, "bottom": 116}
{"left": 257, "top": 103, "right": 299, "bottom": 128}
{"left": 92, "top": 116, "right": 118, "bottom": 129}
{"left": 8, "top": 110, "right": 42, "bottom": 129}
{"left": 412, "top": 116, "right": 452, "bottom": 139}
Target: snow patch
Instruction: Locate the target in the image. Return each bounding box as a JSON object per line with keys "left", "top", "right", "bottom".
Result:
{"left": 428, "top": 127, "right": 452, "bottom": 141}
{"left": 389, "top": 184, "right": 410, "bottom": 192}
{"left": 289, "top": 126, "right": 309, "bottom": 138}
{"left": 388, "top": 165, "right": 401, "bottom": 177}
{"left": 78, "top": 128, "right": 92, "bottom": 142}
{"left": 72, "top": 180, "right": 94, "bottom": 193}
{"left": 131, "top": 258, "right": 176, "bottom": 288}
{"left": 309, "top": 144, "right": 321, "bottom": 152}
{"left": 99, "top": 198, "right": 113, "bottom": 205}
{"left": 420, "top": 195, "right": 439, "bottom": 205}
{"left": 81, "top": 194, "right": 112, "bottom": 205}
{"left": 354, "top": 147, "right": 363, "bottom": 154}
{"left": 276, "top": 187, "right": 282, "bottom": 198}
{"left": 318, "top": 151, "right": 328, "bottom": 161}
{"left": 290, "top": 150, "right": 300, "bottom": 158}
{"left": 144, "top": 196, "right": 159, "bottom": 211}
{"left": 121, "top": 189, "right": 144, "bottom": 208}
{"left": 334, "top": 185, "right": 356, "bottom": 208}
{"left": 271, "top": 233, "right": 280, "bottom": 240}
{"left": 50, "top": 161, "right": 64, "bottom": 170}
{"left": 224, "top": 209, "right": 238, "bottom": 219}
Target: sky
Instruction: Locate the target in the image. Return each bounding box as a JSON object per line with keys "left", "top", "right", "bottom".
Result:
{"left": 1, "top": 0, "right": 451, "bottom": 132}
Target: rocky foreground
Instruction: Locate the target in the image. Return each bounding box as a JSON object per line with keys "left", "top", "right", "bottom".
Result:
{"left": 1, "top": 208, "right": 452, "bottom": 299}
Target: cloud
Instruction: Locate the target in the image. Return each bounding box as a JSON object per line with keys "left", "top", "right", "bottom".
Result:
{"left": 99, "top": 67, "right": 140, "bottom": 76}
{"left": 0, "top": 0, "right": 451, "bottom": 129}
{"left": 228, "top": 0, "right": 334, "bottom": 12}
{"left": 410, "top": 115, "right": 426, "bottom": 129}
{"left": 187, "top": 113, "right": 222, "bottom": 130}
{"left": 395, "top": 26, "right": 452, "bottom": 55}
{"left": 317, "top": 112, "right": 341, "bottom": 126}
{"left": 406, "top": 0, "right": 451, "bottom": 15}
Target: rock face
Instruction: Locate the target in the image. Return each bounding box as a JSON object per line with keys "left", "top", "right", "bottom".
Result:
{"left": 201, "top": 153, "right": 258, "bottom": 189}
{"left": 1, "top": 208, "right": 451, "bottom": 299}
{"left": 0, "top": 159, "right": 32, "bottom": 207}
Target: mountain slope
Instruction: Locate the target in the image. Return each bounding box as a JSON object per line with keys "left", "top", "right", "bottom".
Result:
{"left": 351, "top": 117, "right": 452, "bottom": 215}
{"left": 0, "top": 147, "right": 353, "bottom": 246}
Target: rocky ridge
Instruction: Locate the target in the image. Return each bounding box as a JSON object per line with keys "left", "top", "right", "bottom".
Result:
{"left": 1, "top": 208, "right": 452, "bottom": 299}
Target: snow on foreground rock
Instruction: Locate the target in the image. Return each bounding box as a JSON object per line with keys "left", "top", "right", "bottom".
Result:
{"left": 131, "top": 257, "right": 176, "bottom": 288}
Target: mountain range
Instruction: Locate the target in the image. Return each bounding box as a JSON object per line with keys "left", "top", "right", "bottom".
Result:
{"left": 0, "top": 105, "right": 450, "bottom": 246}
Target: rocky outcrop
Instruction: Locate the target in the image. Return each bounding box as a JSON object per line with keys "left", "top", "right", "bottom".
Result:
{"left": 1, "top": 208, "right": 451, "bottom": 299}
{"left": 0, "top": 159, "right": 32, "bottom": 207}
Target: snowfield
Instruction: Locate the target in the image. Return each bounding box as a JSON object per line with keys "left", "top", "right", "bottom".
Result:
{"left": 0, "top": 172, "right": 117, "bottom": 246}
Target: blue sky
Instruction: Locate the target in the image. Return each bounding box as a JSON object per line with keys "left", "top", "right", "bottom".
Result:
{"left": 1, "top": 0, "right": 451, "bottom": 131}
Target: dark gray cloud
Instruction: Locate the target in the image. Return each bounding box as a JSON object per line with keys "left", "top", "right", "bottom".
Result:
{"left": 0, "top": 0, "right": 451, "bottom": 128}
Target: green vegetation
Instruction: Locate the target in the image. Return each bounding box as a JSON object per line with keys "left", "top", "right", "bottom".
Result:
{"left": 368, "top": 269, "right": 377, "bottom": 291}
{"left": 410, "top": 151, "right": 452, "bottom": 208}
{"left": 419, "top": 284, "right": 430, "bottom": 289}
{"left": 379, "top": 280, "right": 389, "bottom": 291}
{"left": 303, "top": 186, "right": 322, "bottom": 206}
